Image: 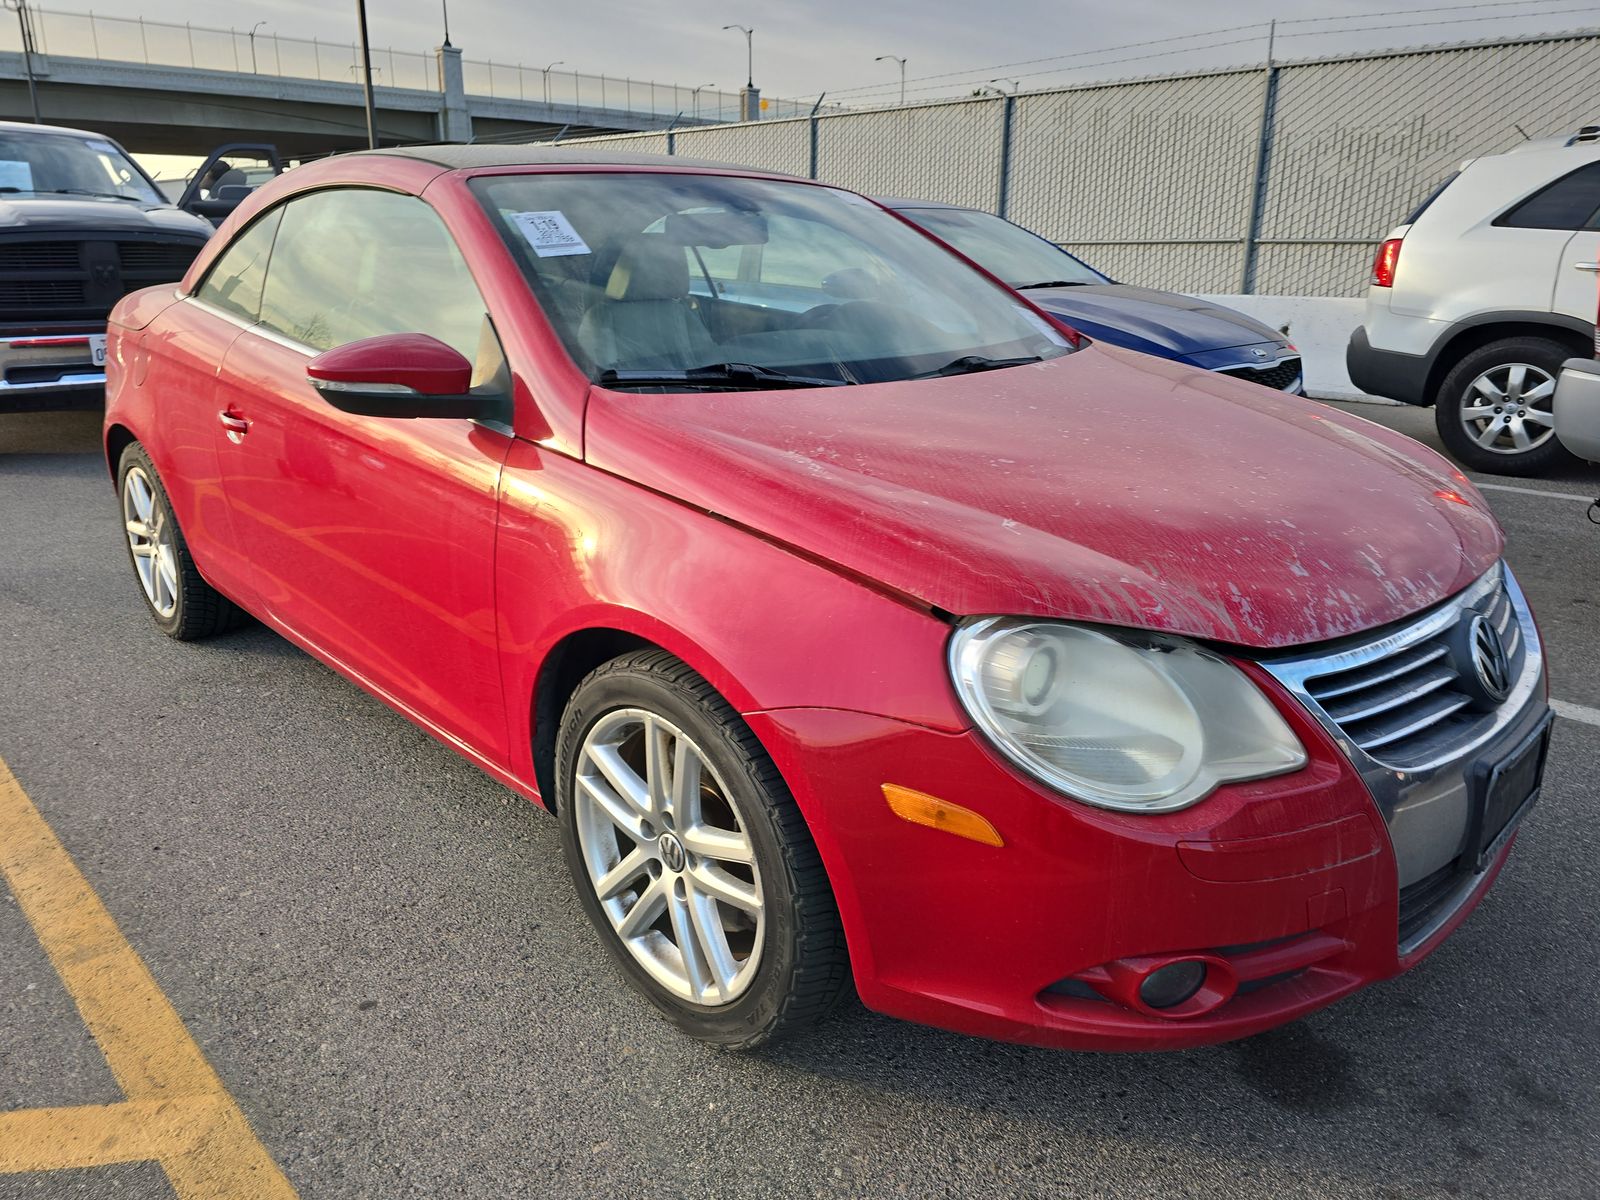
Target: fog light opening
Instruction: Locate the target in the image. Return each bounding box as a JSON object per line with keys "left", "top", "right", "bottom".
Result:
{"left": 1138, "top": 960, "right": 1208, "bottom": 1010}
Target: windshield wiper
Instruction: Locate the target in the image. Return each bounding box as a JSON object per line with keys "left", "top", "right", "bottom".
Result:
{"left": 1015, "top": 280, "right": 1090, "bottom": 290}
{"left": 598, "top": 362, "right": 847, "bottom": 390}
{"left": 31, "top": 187, "right": 140, "bottom": 202}
{"left": 912, "top": 354, "right": 1041, "bottom": 379}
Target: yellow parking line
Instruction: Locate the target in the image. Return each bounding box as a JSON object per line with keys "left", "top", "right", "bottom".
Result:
{"left": 0, "top": 755, "right": 297, "bottom": 1198}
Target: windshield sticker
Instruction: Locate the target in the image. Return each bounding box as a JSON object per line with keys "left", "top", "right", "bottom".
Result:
{"left": 508, "top": 210, "right": 591, "bottom": 257}
{"left": 1017, "top": 307, "right": 1071, "bottom": 346}
{"left": 0, "top": 160, "right": 34, "bottom": 192}
{"left": 828, "top": 189, "right": 876, "bottom": 208}
{"left": 85, "top": 140, "right": 118, "bottom": 154}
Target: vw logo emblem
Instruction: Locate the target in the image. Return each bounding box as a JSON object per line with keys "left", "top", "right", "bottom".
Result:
{"left": 1468, "top": 614, "right": 1511, "bottom": 703}
{"left": 658, "top": 831, "right": 687, "bottom": 873}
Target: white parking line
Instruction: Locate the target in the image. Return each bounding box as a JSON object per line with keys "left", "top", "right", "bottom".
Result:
{"left": 1473, "top": 482, "right": 1596, "bottom": 504}
{"left": 1552, "top": 699, "right": 1600, "bottom": 728}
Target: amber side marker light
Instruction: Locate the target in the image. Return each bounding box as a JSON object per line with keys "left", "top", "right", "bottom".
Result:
{"left": 881, "top": 784, "right": 1005, "bottom": 847}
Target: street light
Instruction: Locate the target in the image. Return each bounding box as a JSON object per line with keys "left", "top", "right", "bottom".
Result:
{"left": 875, "top": 54, "right": 906, "bottom": 106}
{"left": 692, "top": 82, "right": 716, "bottom": 120}
{"left": 354, "top": 0, "right": 377, "bottom": 148}
{"left": 542, "top": 59, "right": 565, "bottom": 105}
{"left": 722, "top": 24, "right": 753, "bottom": 88}
{"left": 4, "top": 0, "right": 40, "bottom": 122}
{"left": 990, "top": 77, "right": 1021, "bottom": 94}
{"left": 248, "top": 21, "right": 269, "bottom": 74}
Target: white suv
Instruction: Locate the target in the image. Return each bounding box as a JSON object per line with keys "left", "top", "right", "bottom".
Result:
{"left": 1347, "top": 127, "right": 1600, "bottom": 475}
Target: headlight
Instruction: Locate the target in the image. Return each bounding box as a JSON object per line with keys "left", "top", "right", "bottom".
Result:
{"left": 948, "top": 619, "right": 1306, "bottom": 812}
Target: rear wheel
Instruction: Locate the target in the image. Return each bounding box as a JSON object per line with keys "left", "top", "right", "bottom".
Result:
{"left": 117, "top": 443, "right": 244, "bottom": 640}
{"left": 556, "top": 650, "right": 848, "bottom": 1048}
{"left": 1433, "top": 336, "right": 1576, "bottom": 476}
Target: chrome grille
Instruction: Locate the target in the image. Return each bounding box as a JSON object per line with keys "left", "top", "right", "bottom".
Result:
{"left": 1218, "top": 356, "right": 1302, "bottom": 391}
{"left": 1300, "top": 582, "right": 1521, "bottom": 770}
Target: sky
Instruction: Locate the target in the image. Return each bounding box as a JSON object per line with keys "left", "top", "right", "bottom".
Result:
{"left": 37, "top": 0, "right": 1600, "bottom": 107}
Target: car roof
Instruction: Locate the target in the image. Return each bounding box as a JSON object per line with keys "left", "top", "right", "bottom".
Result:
{"left": 361, "top": 144, "right": 802, "bottom": 178}
{"left": 0, "top": 119, "right": 116, "bottom": 141}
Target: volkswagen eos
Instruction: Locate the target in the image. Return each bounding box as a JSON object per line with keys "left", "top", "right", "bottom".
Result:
{"left": 102, "top": 148, "right": 1551, "bottom": 1051}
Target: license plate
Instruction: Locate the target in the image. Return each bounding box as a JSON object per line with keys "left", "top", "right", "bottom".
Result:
{"left": 89, "top": 335, "right": 107, "bottom": 367}
{"left": 1471, "top": 715, "right": 1552, "bottom": 868}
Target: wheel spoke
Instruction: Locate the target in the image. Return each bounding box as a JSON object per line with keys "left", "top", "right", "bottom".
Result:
{"left": 615, "top": 876, "right": 668, "bottom": 939}
{"left": 125, "top": 519, "right": 152, "bottom": 539}
{"left": 594, "top": 844, "right": 652, "bottom": 901}
{"left": 130, "top": 542, "right": 155, "bottom": 559}
{"left": 1509, "top": 419, "right": 1533, "bottom": 450}
{"left": 685, "top": 885, "right": 740, "bottom": 994}
{"left": 577, "top": 771, "right": 649, "bottom": 841}
{"left": 666, "top": 889, "right": 713, "bottom": 1001}
{"left": 1504, "top": 365, "right": 1527, "bottom": 403}
{"left": 1470, "top": 377, "right": 1506, "bottom": 404}
{"left": 1521, "top": 406, "right": 1555, "bottom": 429}
{"left": 643, "top": 716, "right": 671, "bottom": 818}
{"left": 585, "top": 743, "right": 650, "bottom": 819}
{"left": 156, "top": 550, "right": 179, "bottom": 597}
{"left": 1460, "top": 402, "right": 1497, "bottom": 420}
{"left": 1474, "top": 422, "right": 1505, "bottom": 448}
{"left": 687, "top": 859, "right": 762, "bottom": 915}
{"left": 670, "top": 737, "right": 702, "bottom": 825}
{"left": 681, "top": 824, "right": 753, "bottom": 865}
{"left": 1522, "top": 378, "right": 1555, "bottom": 404}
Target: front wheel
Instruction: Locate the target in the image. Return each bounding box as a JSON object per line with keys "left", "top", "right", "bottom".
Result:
{"left": 556, "top": 650, "right": 849, "bottom": 1048}
{"left": 1433, "top": 336, "right": 1576, "bottom": 476}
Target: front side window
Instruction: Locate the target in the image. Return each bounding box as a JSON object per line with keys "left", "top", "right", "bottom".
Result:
{"left": 193, "top": 208, "right": 283, "bottom": 323}
{"left": 0, "top": 130, "right": 164, "bottom": 204}
{"left": 896, "top": 207, "right": 1108, "bottom": 289}
{"left": 1498, "top": 162, "right": 1600, "bottom": 231}
{"left": 257, "top": 188, "right": 487, "bottom": 358}
{"left": 472, "top": 172, "right": 1076, "bottom": 388}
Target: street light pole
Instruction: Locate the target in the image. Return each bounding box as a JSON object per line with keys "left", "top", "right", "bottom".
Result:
{"left": 722, "top": 24, "right": 753, "bottom": 88}
{"left": 440, "top": 0, "right": 450, "bottom": 46}
{"left": 355, "top": 0, "right": 377, "bottom": 148}
{"left": 6, "top": 0, "right": 41, "bottom": 122}
{"left": 875, "top": 54, "right": 906, "bottom": 106}
{"left": 692, "top": 82, "right": 715, "bottom": 120}
{"left": 248, "top": 21, "right": 268, "bottom": 74}
{"left": 542, "top": 59, "right": 564, "bottom": 105}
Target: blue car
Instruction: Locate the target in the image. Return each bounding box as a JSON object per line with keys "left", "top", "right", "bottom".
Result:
{"left": 879, "top": 198, "right": 1303, "bottom": 394}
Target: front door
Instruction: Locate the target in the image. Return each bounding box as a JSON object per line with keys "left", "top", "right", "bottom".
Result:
{"left": 211, "top": 186, "right": 513, "bottom": 764}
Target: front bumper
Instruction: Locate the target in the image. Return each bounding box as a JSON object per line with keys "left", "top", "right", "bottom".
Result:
{"left": 0, "top": 327, "right": 106, "bottom": 413}
{"left": 748, "top": 575, "right": 1545, "bottom": 1052}
{"left": 1554, "top": 356, "right": 1600, "bottom": 463}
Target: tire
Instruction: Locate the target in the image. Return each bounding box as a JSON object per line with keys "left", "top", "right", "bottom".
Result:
{"left": 117, "top": 442, "right": 245, "bottom": 640}
{"left": 555, "top": 649, "right": 849, "bottom": 1048}
{"left": 1433, "top": 335, "right": 1577, "bottom": 476}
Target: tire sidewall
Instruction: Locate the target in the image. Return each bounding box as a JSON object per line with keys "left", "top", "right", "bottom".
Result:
{"left": 555, "top": 663, "right": 803, "bottom": 1047}
{"left": 117, "top": 443, "right": 185, "bottom": 637}
{"left": 1434, "top": 337, "right": 1573, "bottom": 475}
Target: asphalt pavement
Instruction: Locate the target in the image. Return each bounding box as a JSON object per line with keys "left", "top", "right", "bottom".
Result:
{"left": 1, "top": 404, "right": 1597, "bottom": 1200}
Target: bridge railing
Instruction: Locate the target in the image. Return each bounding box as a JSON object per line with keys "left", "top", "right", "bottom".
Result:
{"left": 0, "top": 7, "right": 818, "bottom": 121}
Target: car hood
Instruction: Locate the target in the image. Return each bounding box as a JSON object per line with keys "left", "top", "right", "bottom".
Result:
{"left": 0, "top": 196, "right": 212, "bottom": 238}
{"left": 584, "top": 345, "right": 1502, "bottom": 650}
{"left": 1026, "top": 284, "right": 1285, "bottom": 359}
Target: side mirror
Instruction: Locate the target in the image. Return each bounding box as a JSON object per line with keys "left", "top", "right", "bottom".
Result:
{"left": 306, "top": 333, "right": 490, "bottom": 419}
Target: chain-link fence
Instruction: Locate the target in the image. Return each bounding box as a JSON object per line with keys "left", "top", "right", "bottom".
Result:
{"left": 0, "top": 7, "right": 815, "bottom": 121}
{"left": 563, "top": 31, "right": 1600, "bottom": 297}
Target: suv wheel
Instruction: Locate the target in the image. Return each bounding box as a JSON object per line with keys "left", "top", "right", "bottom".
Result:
{"left": 1433, "top": 335, "right": 1576, "bottom": 476}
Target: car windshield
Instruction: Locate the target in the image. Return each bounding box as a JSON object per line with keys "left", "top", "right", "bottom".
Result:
{"left": 897, "top": 207, "right": 1108, "bottom": 289}
{"left": 471, "top": 172, "right": 1077, "bottom": 389}
{"left": 0, "top": 130, "right": 163, "bottom": 204}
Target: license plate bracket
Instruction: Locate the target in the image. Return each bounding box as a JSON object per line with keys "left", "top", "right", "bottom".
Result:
{"left": 1468, "top": 713, "right": 1553, "bottom": 870}
{"left": 89, "top": 334, "right": 107, "bottom": 367}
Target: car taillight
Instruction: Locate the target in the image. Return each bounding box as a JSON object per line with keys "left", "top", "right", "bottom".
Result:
{"left": 1371, "top": 238, "right": 1403, "bottom": 288}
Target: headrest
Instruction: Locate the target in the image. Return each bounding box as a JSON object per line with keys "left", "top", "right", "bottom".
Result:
{"left": 604, "top": 236, "right": 690, "bottom": 302}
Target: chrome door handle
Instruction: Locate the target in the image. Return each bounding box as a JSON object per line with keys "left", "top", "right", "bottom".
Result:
{"left": 1574, "top": 262, "right": 1600, "bottom": 272}
{"left": 218, "top": 410, "right": 250, "bottom": 442}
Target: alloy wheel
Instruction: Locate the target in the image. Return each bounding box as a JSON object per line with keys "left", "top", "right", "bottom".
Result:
{"left": 1457, "top": 362, "right": 1557, "bottom": 456}
{"left": 122, "top": 466, "right": 179, "bottom": 618}
{"left": 572, "top": 708, "right": 765, "bottom": 1006}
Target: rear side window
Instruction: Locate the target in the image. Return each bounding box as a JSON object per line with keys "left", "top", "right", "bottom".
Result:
{"left": 257, "top": 188, "right": 487, "bottom": 357}
{"left": 193, "top": 208, "right": 282, "bottom": 323}
{"left": 1497, "top": 162, "right": 1600, "bottom": 231}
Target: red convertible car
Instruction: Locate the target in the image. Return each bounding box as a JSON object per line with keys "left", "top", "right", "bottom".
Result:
{"left": 103, "top": 147, "right": 1551, "bottom": 1051}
